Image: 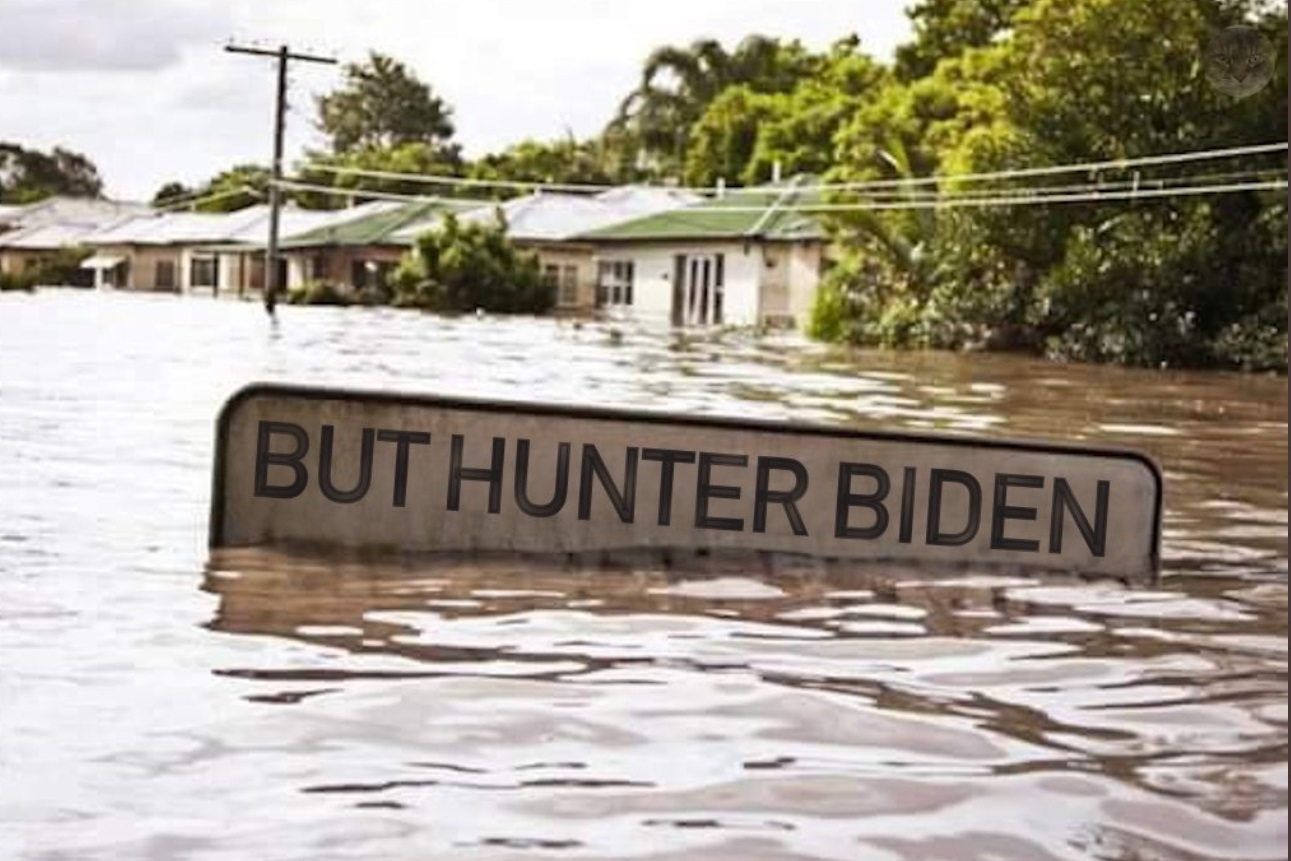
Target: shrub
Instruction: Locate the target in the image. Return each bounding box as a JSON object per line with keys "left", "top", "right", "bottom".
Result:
{"left": 286, "top": 281, "right": 353, "bottom": 306}
{"left": 392, "top": 211, "right": 555, "bottom": 314}
{"left": 32, "top": 246, "right": 93, "bottom": 286}
{"left": 0, "top": 270, "right": 37, "bottom": 292}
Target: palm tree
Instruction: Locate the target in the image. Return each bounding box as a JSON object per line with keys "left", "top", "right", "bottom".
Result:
{"left": 608, "top": 35, "right": 804, "bottom": 178}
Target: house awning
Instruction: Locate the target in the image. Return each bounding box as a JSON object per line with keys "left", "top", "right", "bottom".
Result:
{"left": 80, "top": 255, "right": 125, "bottom": 270}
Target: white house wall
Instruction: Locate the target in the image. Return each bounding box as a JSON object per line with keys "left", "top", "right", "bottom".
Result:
{"left": 593, "top": 240, "right": 766, "bottom": 327}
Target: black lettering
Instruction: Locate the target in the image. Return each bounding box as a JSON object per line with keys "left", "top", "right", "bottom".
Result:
{"left": 898, "top": 466, "right": 916, "bottom": 543}
{"left": 319, "top": 425, "right": 375, "bottom": 504}
{"left": 448, "top": 435, "right": 505, "bottom": 513}
{"left": 254, "top": 420, "right": 309, "bottom": 499}
{"left": 926, "top": 469, "right": 982, "bottom": 546}
{"left": 642, "top": 448, "right": 696, "bottom": 526}
{"left": 990, "top": 473, "right": 1043, "bottom": 552}
{"left": 835, "top": 463, "right": 890, "bottom": 540}
{"left": 514, "top": 438, "right": 571, "bottom": 518}
{"left": 1049, "top": 478, "right": 1109, "bottom": 557}
{"left": 578, "top": 445, "right": 638, "bottom": 523}
{"left": 753, "top": 457, "right": 808, "bottom": 536}
{"left": 377, "top": 429, "right": 431, "bottom": 508}
{"left": 695, "top": 453, "right": 747, "bottom": 531}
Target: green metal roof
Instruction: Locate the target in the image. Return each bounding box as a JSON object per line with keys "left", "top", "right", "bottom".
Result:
{"left": 577, "top": 175, "right": 825, "bottom": 242}
{"left": 279, "top": 199, "right": 475, "bottom": 249}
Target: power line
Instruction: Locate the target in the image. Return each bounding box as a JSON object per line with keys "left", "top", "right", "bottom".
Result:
{"left": 269, "top": 176, "right": 1287, "bottom": 212}
{"left": 299, "top": 163, "right": 614, "bottom": 194}
{"left": 710, "top": 179, "right": 1290, "bottom": 212}
{"left": 226, "top": 42, "right": 337, "bottom": 315}
{"left": 245, "top": 165, "right": 1290, "bottom": 216}
{"left": 155, "top": 185, "right": 263, "bottom": 212}
{"left": 296, "top": 141, "right": 1289, "bottom": 196}
{"left": 807, "top": 166, "right": 1288, "bottom": 201}
{"left": 272, "top": 178, "right": 481, "bottom": 207}
{"left": 813, "top": 142, "right": 1289, "bottom": 192}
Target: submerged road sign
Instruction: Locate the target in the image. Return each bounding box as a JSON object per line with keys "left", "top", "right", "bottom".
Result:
{"left": 210, "top": 384, "right": 1164, "bottom": 578}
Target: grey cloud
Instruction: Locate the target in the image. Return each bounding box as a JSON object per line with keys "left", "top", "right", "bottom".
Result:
{"left": 0, "top": 0, "right": 228, "bottom": 71}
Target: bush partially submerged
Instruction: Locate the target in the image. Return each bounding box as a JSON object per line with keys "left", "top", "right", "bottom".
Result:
{"left": 392, "top": 212, "right": 554, "bottom": 314}
{"left": 0, "top": 270, "right": 37, "bottom": 292}
{"left": 286, "top": 281, "right": 354, "bottom": 306}
{"left": 0, "top": 246, "right": 93, "bottom": 291}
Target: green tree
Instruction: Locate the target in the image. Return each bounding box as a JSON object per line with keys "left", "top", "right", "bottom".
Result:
{"left": 154, "top": 164, "right": 268, "bottom": 212}
{"left": 0, "top": 143, "right": 103, "bottom": 203}
{"left": 682, "top": 86, "right": 778, "bottom": 186}
{"left": 816, "top": 0, "right": 1288, "bottom": 370}
{"left": 294, "top": 142, "right": 464, "bottom": 209}
{"left": 894, "top": 0, "right": 1027, "bottom": 80}
{"left": 609, "top": 35, "right": 819, "bottom": 178}
{"left": 471, "top": 135, "right": 615, "bottom": 188}
{"left": 745, "top": 42, "right": 890, "bottom": 183}
{"left": 391, "top": 212, "right": 553, "bottom": 314}
{"left": 150, "top": 181, "right": 194, "bottom": 207}
{"left": 316, "top": 52, "right": 458, "bottom": 157}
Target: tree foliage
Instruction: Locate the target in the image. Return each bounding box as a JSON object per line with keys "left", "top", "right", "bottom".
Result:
{"left": 608, "top": 35, "right": 822, "bottom": 179}
{"left": 150, "top": 164, "right": 269, "bottom": 212}
{"left": 391, "top": 212, "right": 553, "bottom": 314}
{"left": 471, "top": 136, "right": 615, "bottom": 188}
{"left": 316, "top": 52, "right": 459, "bottom": 157}
{"left": 294, "top": 143, "right": 463, "bottom": 209}
{"left": 813, "top": 0, "right": 1288, "bottom": 371}
{"left": 0, "top": 143, "right": 102, "bottom": 203}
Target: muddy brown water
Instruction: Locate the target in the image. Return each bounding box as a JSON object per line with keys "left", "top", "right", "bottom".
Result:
{"left": 1, "top": 290, "right": 1285, "bottom": 860}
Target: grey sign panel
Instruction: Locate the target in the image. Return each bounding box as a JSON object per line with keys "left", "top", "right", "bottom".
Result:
{"left": 210, "top": 384, "right": 1164, "bottom": 578}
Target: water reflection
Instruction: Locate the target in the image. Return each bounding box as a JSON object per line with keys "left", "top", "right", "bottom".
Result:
{"left": 201, "top": 548, "right": 1287, "bottom": 860}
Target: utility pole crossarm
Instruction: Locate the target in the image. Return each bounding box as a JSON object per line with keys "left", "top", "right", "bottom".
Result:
{"left": 224, "top": 44, "right": 337, "bottom": 65}
{"left": 225, "top": 42, "right": 337, "bottom": 316}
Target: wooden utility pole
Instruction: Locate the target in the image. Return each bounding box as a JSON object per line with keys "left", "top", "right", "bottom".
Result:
{"left": 225, "top": 43, "right": 336, "bottom": 315}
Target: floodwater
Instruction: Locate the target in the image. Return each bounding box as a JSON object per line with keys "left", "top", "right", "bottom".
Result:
{"left": 0, "top": 289, "right": 1285, "bottom": 861}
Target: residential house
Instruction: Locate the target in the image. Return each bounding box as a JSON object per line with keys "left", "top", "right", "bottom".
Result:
{"left": 80, "top": 207, "right": 272, "bottom": 292}
{"left": 193, "top": 205, "right": 384, "bottom": 297}
{"left": 390, "top": 186, "right": 701, "bottom": 310}
{"left": 575, "top": 176, "right": 827, "bottom": 329}
{"left": 274, "top": 200, "right": 469, "bottom": 294}
{"left": 0, "top": 197, "right": 153, "bottom": 281}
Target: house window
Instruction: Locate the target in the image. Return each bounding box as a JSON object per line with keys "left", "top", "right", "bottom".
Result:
{"left": 542, "top": 264, "right": 580, "bottom": 307}
{"left": 189, "top": 256, "right": 217, "bottom": 290}
{"left": 155, "top": 260, "right": 176, "bottom": 290}
{"left": 596, "top": 260, "right": 634, "bottom": 307}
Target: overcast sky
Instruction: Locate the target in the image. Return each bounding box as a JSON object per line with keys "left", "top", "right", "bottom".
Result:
{"left": 0, "top": 0, "right": 914, "bottom": 200}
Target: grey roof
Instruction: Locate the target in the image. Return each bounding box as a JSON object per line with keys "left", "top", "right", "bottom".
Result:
{"left": 591, "top": 185, "right": 704, "bottom": 215}
{"left": 225, "top": 203, "right": 396, "bottom": 246}
{"left": 0, "top": 197, "right": 153, "bottom": 230}
{"left": 85, "top": 207, "right": 274, "bottom": 246}
{"left": 0, "top": 214, "right": 142, "bottom": 250}
{"left": 390, "top": 186, "right": 702, "bottom": 245}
